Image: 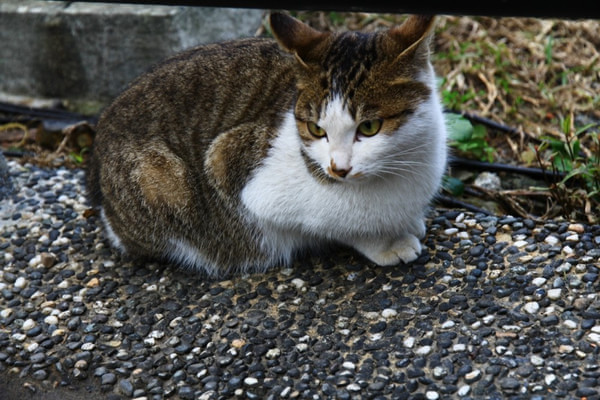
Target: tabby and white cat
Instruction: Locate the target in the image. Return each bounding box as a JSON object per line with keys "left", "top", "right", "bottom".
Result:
{"left": 87, "top": 12, "right": 447, "bottom": 275}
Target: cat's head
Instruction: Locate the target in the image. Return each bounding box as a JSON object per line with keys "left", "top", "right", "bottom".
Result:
{"left": 270, "top": 13, "right": 444, "bottom": 183}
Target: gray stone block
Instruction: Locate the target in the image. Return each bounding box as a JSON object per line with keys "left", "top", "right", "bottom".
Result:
{"left": 0, "top": 1, "right": 265, "bottom": 113}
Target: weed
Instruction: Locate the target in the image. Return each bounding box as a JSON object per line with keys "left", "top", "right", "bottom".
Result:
{"left": 446, "top": 113, "right": 495, "bottom": 163}
{"left": 532, "top": 114, "right": 600, "bottom": 222}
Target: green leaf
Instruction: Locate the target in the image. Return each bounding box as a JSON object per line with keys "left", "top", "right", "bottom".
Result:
{"left": 572, "top": 139, "right": 580, "bottom": 159}
{"left": 442, "top": 175, "right": 464, "bottom": 196}
{"left": 446, "top": 114, "right": 473, "bottom": 142}
{"left": 471, "top": 124, "right": 487, "bottom": 139}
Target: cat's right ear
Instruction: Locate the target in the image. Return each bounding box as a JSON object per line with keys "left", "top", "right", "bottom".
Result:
{"left": 269, "top": 12, "right": 329, "bottom": 67}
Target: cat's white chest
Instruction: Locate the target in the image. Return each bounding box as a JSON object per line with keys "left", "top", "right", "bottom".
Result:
{"left": 240, "top": 112, "right": 422, "bottom": 241}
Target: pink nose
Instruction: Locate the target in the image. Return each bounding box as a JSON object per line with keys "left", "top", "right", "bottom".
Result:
{"left": 329, "top": 160, "right": 352, "bottom": 178}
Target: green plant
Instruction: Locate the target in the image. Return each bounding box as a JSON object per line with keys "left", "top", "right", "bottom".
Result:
{"left": 69, "top": 147, "right": 90, "bottom": 165}
{"left": 441, "top": 88, "right": 480, "bottom": 110}
{"left": 532, "top": 114, "right": 600, "bottom": 222}
{"left": 446, "top": 113, "right": 495, "bottom": 163}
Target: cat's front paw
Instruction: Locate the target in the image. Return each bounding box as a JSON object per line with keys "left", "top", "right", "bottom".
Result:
{"left": 353, "top": 234, "right": 422, "bottom": 266}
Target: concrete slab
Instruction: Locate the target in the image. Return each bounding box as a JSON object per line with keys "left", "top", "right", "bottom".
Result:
{"left": 0, "top": 1, "right": 265, "bottom": 113}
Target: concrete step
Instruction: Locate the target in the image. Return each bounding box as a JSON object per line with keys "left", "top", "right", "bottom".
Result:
{"left": 0, "top": 1, "right": 264, "bottom": 114}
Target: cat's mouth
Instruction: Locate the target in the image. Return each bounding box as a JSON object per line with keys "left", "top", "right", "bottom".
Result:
{"left": 300, "top": 148, "right": 367, "bottom": 183}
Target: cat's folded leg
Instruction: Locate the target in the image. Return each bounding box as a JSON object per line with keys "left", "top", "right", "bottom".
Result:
{"left": 350, "top": 233, "right": 422, "bottom": 266}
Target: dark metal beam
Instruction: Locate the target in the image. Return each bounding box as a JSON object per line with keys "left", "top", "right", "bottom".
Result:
{"left": 80, "top": 1, "right": 598, "bottom": 19}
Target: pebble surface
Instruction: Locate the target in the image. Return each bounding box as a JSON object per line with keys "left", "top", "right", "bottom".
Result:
{"left": 2, "top": 159, "right": 600, "bottom": 399}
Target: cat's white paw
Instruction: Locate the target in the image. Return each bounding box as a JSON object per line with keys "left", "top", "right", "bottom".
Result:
{"left": 352, "top": 234, "right": 422, "bottom": 266}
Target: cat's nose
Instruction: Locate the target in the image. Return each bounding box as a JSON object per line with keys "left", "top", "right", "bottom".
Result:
{"left": 329, "top": 161, "right": 352, "bottom": 178}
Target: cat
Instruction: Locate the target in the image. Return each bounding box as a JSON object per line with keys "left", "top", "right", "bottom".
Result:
{"left": 86, "top": 12, "right": 447, "bottom": 276}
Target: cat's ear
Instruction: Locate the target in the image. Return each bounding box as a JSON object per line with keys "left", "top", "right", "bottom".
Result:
{"left": 386, "top": 15, "right": 436, "bottom": 64}
{"left": 269, "top": 12, "right": 329, "bottom": 66}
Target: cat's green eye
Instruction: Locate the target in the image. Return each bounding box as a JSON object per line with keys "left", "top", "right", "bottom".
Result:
{"left": 357, "top": 119, "right": 383, "bottom": 137}
{"left": 307, "top": 121, "right": 327, "bottom": 138}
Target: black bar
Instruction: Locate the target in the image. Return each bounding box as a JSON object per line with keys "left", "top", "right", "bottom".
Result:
{"left": 78, "top": 1, "right": 598, "bottom": 19}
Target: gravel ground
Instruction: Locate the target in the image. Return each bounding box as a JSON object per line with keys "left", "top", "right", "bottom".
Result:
{"left": 2, "top": 158, "right": 600, "bottom": 400}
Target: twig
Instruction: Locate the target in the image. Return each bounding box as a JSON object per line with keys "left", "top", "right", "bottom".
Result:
{"left": 449, "top": 156, "right": 566, "bottom": 181}
{"left": 435, "top": 194, "right": 493, "bottom": 215}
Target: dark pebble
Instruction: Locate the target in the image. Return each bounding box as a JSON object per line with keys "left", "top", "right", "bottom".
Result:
{"left": 500, "top": 377, "right": 521, "bottom": 391}
{"left": 118, "top": 379, "right": 134, "bottom": 397}
{"left": 541, "top": 315, "right": 559, "bottom": 326}
{"left": 174, "top": 343, "right": 193, "bottom": 354}
{"left": 576, "top": 387, "right": 598, "bottom": 397}
{"left": 469, "top": 245, "right": 485, "bottom": 257}
{"left": 178, "top": 386, "right": 195, "bottom": 400}
{"left": 102, "top": 373, "right": 117, "bottom": 385}
{"left": 32, "top": 369, "right": 48, "bottom": 380}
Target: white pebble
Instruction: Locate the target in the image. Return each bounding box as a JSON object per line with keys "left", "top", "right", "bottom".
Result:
{"left": 587, "top": 332, "right": 600, "bottom": 343}
{"left": 458, "top": 385, "right": 471, "bottom": 396}
{"left": 26, "top": 342, "right": 39, "bottom": 352}
{"left": 441, "top": 320, "right": 455, "bottom": 329}
{"left": 444, "top": 228, "right": 458, "bottom": 236}
{"left": 14, "top": 276, "right": 27, "bottom": 289}
{"left": 523, "top": 302, "right": 540, "bottom": 314}
{"left": 513, "top": 240, "right": 529, "bottom": 248}
{"left": 244, "top": 377, "right": 258, "bottom": 386}
{"left": 556, "top": 262, "right": 572, "bottom": 273}
{"left": 347, "top": 383, "right": 361, "bottom": 392}
{"left": 563, "top": 319, "right": 577, "bottom": 329}
{"left": 381, "top": 308, "right": 397, "bottom": 318}
{"left": 559, "top": 344, "right": 574, "bottom": 353}
{"left": 561, "top": 246, "right": 574, "bottom": 256}
{"left": 416, "top": 345, "right": 432, "bottom": 355}
{"left": 149, "top": 330, "right": 164, "bottom": 339}
{"left": 169, "top": 317, "right": 182, "bottom": 328}
{"left": 44, "top": 315, "right": 58, "bottom": 325}
{"left": 403, "top": 336, "right": 415, "bottom": 348}
{"left": 565, "top": 233, "right": 579, "bottom": 241}
{"left": 531, "top": 277, "right": 547, "bottom": 286}
{"left": 544, "top": 235, "right": 559, "bottom": 246}
{"left": 452, "top": 343, "right": 466, "bottom": 352}
{"left": 291, "top": 278, "right": 305, "bottom": 289}
{"left": 12, "top": 333, "right": 26, "bottom": 342}
{"left": 457, "top": 231, "right": 470, "bottom": 239}
{"left": 0, "top": 308, "right": 12, "bottom": 319}
{"left": 545, "top": 374, "right": 557, "bottom": 385}
{"left": 530, "top": 355, "right": 544, "bottom": 366}
{"left": 547, "top": 288, "right": 562, "bottom": 300}
{"left": 22, "top": 319, "right": 36, "bottom": 330}
{"left": 426, "top": 391, "right": 439, "bottom": 400}
{"left": 296, "top": 343, "right": 308, "bottom": 352}
{"left": 28, "top": 255, "right": 42, "bottom": 267}
{"left": 266, "top": 348, "right": 281, "bottom": 359}
{"left": 342, "top": 361, "right": 356, "bottom": 370}
{"left": 465, "top": 370, "right": 481, "bottom": 381}
{"left": 81, "top": 343, "right": 95, "bottom": 351}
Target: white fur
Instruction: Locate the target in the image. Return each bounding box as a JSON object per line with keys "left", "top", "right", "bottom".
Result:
{"left": 166, "top": 237, "right": 220, "bottom": 276}
{"left": 100, "top": 207, "right": 125, "bottom": 251}
{"left": 241, "top": 72, "right": 447, "bottom": 265}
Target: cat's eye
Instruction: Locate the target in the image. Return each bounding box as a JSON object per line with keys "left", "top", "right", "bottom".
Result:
{"left": 307, "top": 121, "right": 327, "bottom": 138}
{"left": 357, "top": 119, "right": 382, "bottom": 137}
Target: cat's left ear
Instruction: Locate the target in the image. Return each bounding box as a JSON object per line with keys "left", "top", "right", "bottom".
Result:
{"left": 269, "top": 12, "right": 330, "bottom": 67}
{"left": 386, "top": 15, "right": 436, "bottom": 64}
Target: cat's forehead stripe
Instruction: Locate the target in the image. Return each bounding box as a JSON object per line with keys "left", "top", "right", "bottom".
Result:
{"left": 323, "top": 32, "right": 379, "bottom": 104}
